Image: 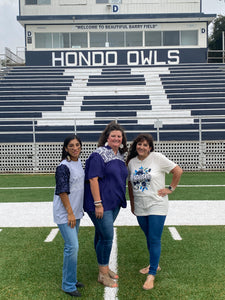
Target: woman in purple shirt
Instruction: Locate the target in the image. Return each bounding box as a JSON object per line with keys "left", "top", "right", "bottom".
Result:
{"left": 84, "top": 121, "right": 128, "bottom": 288}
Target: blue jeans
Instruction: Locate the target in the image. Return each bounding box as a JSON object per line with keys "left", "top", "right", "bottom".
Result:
{"left": 137, "top": 215, "right": 166, "bottom": 276}
{"left": 58, "top": 220, "right": 80, "bottom": 293}
{"left": 87, "top": 206, "right": 120, "bottom": 266}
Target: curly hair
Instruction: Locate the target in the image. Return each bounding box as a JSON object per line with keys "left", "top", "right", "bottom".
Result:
{"left": 98, "top": 121, "right": 128, "bottom": 154}
{"left": 126, "top": 133, "right": 154, "bottom": 164}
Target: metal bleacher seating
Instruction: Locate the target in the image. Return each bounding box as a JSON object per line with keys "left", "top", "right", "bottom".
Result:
{"left": 0, "top": 67, "right": 74, "bottom": 142}
{"left": 160, "top": 64, "right": 225, "bottom": 141}
{"left": 0, "top": 63, "right": 225, "bottom": 143}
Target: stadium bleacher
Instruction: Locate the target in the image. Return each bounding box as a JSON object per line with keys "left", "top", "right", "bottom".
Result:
{"left": 0, "top": 63, "right": 225, "bottom": 143}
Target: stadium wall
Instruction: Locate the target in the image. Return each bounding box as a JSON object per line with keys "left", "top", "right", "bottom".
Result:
{"left": 0, "top": 141, "right": 225, "bottom": 173}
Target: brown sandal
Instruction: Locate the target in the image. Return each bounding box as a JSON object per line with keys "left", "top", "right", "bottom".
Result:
{"left": 108, "top": 269, "right": 119, "bottom": 279}
{"left": 98, "top": 272, "right": 118, "bottom": 288}
{"left": 139, "top": 265, "right": 161, "bottom": 274}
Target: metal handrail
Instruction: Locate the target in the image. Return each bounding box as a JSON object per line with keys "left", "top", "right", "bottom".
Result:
{"left": 0, "top": 115, "right": 225, "bottom": 143}
{"left": 0, "top": 47, "right": 25, "bottom": 67}
{"left": 207, "top": 50, "right": 225, "bottom": 63}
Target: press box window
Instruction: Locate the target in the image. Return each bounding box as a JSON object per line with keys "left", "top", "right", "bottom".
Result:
{"left": 145, "top": 31, "right": 162, "bottom": 46}
{"left": 96, "top": 0, "right": 122, "bottom": 2}
{"left": 163, "top": 31, "right": 179, "bottom": 46}
{"left": 35, "top": 33, "right": 52, "bottom": 48}
{"left": 108, "top": 32, "right": 124, "bottom": 47}
{"left": 90, "top": 32, "right": 106, "bottom": 47}
{"left": 126, "top": 32, "right": 142, "bottom": 47}
{"left": 181, "top": 30, "right": 198, "bottom": 45}
{"left": 25, "top": 0, "right": 51, "bottom": 4}
{"left": 71, "top": 33, "right": 88, "bottom": 48}
{"left": 53, "top": 33, "right": 60, "bottom": 48}
{"left": 35, "top": 32, "right": 88, "bottom": 48}
{"left": 59, "top": 33, "right": 69, "bottom": 48}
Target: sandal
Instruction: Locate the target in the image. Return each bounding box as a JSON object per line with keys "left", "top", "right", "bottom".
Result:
{"left": 139, "top": 265, "right": 161, "bottom": 274}
{"left": 143, "top": 274, "right": 155, "bottom": 290}
{"left": 108, "top": 269, "right": 119, "bottom": 279}
{"left": 98, "top": 272, "right": 118, "bottom": 288}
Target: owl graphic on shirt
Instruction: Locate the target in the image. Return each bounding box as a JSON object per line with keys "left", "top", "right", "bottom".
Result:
{"left": 133, "top": 166, "right": 151, "bottom": 192}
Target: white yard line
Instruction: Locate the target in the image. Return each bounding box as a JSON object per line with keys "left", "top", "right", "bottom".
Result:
{"left": 0, "top": 187, "right": 55, "bottom": 189}
{"left": 104, "top": 228, "right": 118, "bottom": 300}
{"left": 44, "top": 228, "right": 59, "bottom": 242}
{"left": 168, "top": 227, "right": 182, "bottom": 240}
{"left": 0, "top": 184, "right": 225, "bottom": 190}
{"left": 177, "top": 185, "right": 225, "bottom": 187}
{"left": 1, "top": 201, "right": 225, "bottom": 227}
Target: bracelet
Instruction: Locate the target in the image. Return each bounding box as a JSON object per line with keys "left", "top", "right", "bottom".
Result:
{"left": 94, "top": 200, "right": 102, "bottom": 205}
{"left": 94, "top": 203, "right": 103, "bottom": 207}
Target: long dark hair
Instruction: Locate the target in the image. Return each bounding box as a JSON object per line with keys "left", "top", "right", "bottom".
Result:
{"left": 126, "top": 133, "right": 154, "bottom": 164}
{"left": 61, "top": 134, "right": 82, "bottom": 161}
{"left": 98, "top": 121, "right": 128, "bottom": 154}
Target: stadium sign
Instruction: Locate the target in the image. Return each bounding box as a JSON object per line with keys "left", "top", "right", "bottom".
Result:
{"left": 52, "top": 49, "right": 180, "bottom": 66}
{"left": 26, "top": 48, "right": 207, "bottom": 66}
{"left": 71, "top": 23, "right": 158, "bottom": 30}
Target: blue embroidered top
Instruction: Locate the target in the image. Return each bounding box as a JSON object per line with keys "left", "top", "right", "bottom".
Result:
{"left": 84, "top": 146, "right": 128, "bottom": 212}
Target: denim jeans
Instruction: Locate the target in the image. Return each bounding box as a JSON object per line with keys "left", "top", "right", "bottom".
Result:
{"left": 58, "top": 220, "right": 80, "bottom": 292}
{"left": 137, "top": 215, "right": 166, "bottom": 276}
{"left": 87, "top": 206, "right": 120, "bottom": 266}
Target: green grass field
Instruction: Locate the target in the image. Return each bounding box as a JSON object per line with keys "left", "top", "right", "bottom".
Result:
{"left": 1, "top": 172, "right": 225, "bottom": 299}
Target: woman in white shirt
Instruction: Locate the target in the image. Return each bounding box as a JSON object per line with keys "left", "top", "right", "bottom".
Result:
{"left": 53, "top": 134, "right": 85, "bottom": 297}
{"left": 127, "top": 133, "right": 183, "bottom": 290}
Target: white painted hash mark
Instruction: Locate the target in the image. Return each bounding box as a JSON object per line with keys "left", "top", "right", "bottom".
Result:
{"left": 104, "top": 227, "right": 118, "bottom": 300}
{"left": 168, "top": 227, "right": 182, "bottom": 240}
{"left": 44, "top": 228, "right": 59, "bottom": 242}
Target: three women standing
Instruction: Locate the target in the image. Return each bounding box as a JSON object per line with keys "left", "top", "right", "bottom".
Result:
{"left": 53, "top": 128, "right": 182, "bottom": 294}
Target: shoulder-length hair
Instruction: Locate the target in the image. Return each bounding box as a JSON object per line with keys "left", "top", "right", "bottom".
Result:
{"left": 126, "top": 133, "right": 154, "bottom": 164}
{"left": 61, "top": 134, "right": 82, "bottom": 161}
{"left": 98, "top": 121, "right": 128, "bottom": 154}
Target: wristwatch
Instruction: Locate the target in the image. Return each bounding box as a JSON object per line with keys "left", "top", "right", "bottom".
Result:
{"left": 168, "top": 185, "right": 175, "bottom": 192}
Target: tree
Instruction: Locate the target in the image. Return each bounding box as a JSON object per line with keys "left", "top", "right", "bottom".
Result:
{"left": 208, "top": 15, "right": 225, "bottom": 50}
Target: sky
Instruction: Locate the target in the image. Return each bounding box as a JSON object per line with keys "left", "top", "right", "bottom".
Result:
{"left": 0, "top": 0, "right": 24, "bottom": 56}
{"left": 0, "top": 0, "right": 224, "bottom": 57}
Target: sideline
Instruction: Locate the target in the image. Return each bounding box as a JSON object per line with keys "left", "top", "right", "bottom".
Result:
{"left": 1, "top": 201, "right": 225, "bottom": 227}
{"left": 104, "top": 228, "right": 118, "bottom": 300}
{"left": 0, "top": 184, "right": 225, "bottom": 190}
